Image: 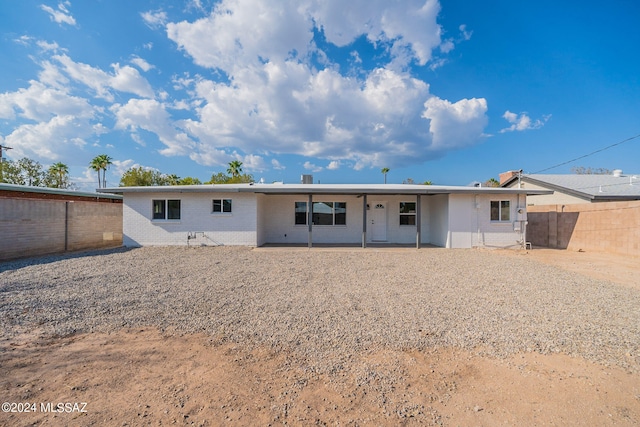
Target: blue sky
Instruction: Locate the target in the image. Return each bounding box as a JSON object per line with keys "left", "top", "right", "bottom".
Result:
{"left": 1, "top": 0, "right": 639, "bottom": 190}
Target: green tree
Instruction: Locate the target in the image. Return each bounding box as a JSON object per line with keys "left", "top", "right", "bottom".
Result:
{"left": 177, "top": 176, "right": 202, "bottom": 185}
{"left": 571, "top": 166, "right": 612, "bottom": 175}
{"left": 119, "top": 167, "right": 169, "bottom": 186}
{"left": 90, "top": 154, "right": 113, "bottom": 188}
{"left": 46, "top": 162, "right": 70, "bottom": 188}
{"left": 18, "top": 158, "right": 45, "bottom": 186}
{"left": 227, "top": 160, "right": 243, "bottom": 178}
{"left": 205, "top": 172, "right": 254, "bottom": 184}
{"left": 0, "top": 160, "right": 24, "bottom": 184}
{"left": 381, "top": 167, "right": 390, "bottom": 184}
{"left": 483, "top": 178, "right": 500, "bottom": 187}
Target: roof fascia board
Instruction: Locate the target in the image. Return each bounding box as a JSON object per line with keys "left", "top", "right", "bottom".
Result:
{"left": 100, "top": 185, "right": 550, "bottom": 196}
{"left": 504, "top": 176, "right": 594, "bottom": 201}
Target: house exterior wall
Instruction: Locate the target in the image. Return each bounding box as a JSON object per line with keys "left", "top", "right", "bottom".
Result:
{"left": 505, "top": 181, "right": 588, "bottom": 205}
{"left": 122, "top": 192, "right": 257, "bottom": 246}
{"left": 118, "top": 190, "right": 531, "bottom": 249}
{"left": 429, "top": 194, "right": 449, "bottom": 247}
{"left": 258, "top": 194, "right": 433, "bottom": 245}
{"left": 0, "top": 197, "right": 122, "bottom": 261}
{"left": 438, "top": 193, "right": 525, "bottom": 249}
{"left": 526, "top": 201, "right": 640, "bottom": 255}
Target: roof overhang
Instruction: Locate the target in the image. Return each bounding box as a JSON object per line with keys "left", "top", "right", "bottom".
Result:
{"left": 98, "top": 183, "right": 551, "bottom": 197}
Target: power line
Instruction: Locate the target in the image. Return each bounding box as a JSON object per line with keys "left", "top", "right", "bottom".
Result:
{"left": 532, "top": 132, "right": 640, "bottom": 174}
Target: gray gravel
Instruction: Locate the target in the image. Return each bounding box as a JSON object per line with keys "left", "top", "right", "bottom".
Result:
{"left": 1, "top": 246, "right": 639, "bottom": 372}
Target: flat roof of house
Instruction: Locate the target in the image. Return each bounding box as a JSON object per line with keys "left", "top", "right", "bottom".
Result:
{"left": 501, "top": 173, "right": 640, "bottom": 201}
{"left": 0, "top": 183, "right": 123, "bottom": 200}
{"left": 99, "top": 183, "right": 551, "bottom": 196}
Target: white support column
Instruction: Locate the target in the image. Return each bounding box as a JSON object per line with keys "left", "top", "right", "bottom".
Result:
{"left": 307, "top": 194, "right": 313, "bottom": 248}
{"left": 416, "top": 194, "right": 421, "bottom": 249}
{"left": 362, "top": 194, "right": 367, "bottom": 248}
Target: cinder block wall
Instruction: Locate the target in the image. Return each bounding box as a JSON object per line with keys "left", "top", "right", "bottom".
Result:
{"left": 527, "top": 201, "right": 640, "bottom": 256}
{"left": 0, "top": 198, "right": 122, "bottom": 261}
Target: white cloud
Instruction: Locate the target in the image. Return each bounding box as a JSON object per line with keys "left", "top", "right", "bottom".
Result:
{"left": 303, "top": 161, "right": 323, "bottom": 172}
{"left": 327, "top": 160, "right": 340, "bottom": 170}
{"left": 111, "top": 98, "right": 195, "bottom": 156}
{"left": 40, "top": 2, "right": 76, "bottom": 26}
{"left": 162, "top": 0, "right": 489, "bottom": 169}
{"left": 111, "top": 159, "right": 137, "bottom": 176}
{"left": 271, "top": 159, "right": 285, "bottom": 170}
{"left": 242, "top": 154, "right": 266, "bottom": 171}
{"left": 130, "top": 56, "right": 155, "bottom": 72}
{"left": 459, "top": 24, "right": 473, "bottom": 41}
{"left": 0, "top": 80, "right": 94, "bottom": 121}
{"left": 141, "top": 10, "right": 168, "bottom": 28}
{"left": 422, "top": 97, "right": 489, "bottom": 150}
{"left": 499, "top": 110, "right": 550, "bottom": 133}
{"left": 52, "top": 55, "right": 155, "bottom": 100}
{"left": 3, "top": 115, "right": 89, "bottom": 160}
{"left": 36, "top": 40, "right": 61, "bottom": 52}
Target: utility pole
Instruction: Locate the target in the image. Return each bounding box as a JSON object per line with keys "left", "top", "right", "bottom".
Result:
{"left": 0, "top": 145, "right": 12, "bottom": 182}
{"left": 0, "top": 145, "right": 12, "bottom": 163}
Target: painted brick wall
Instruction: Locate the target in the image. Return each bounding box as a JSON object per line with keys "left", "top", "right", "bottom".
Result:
{"left": 527, "top": 201, "right": 640, "bottom": 256}
{"left": 0, "top": 198, "right": 122, "bottom": 261}
{"left": 123, "top": 192, "right": 258, "bottom": 246}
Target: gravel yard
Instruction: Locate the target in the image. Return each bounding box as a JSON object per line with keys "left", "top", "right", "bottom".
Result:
{"left": 2, "top": 246, "right": 639, "bottom": 372}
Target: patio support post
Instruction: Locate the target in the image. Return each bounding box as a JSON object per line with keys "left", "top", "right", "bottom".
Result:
{"left": 416, "top": 194, "right": 421, "bottom": 249}
{"left": 362, "top": 194, "right": 367, "bottom": 248}
{"left": 307, "top": 194, "right": 313, "bottom": 248}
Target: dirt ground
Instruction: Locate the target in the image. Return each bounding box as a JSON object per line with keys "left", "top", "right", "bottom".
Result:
{"left": 1, "top": 248, "right": 639, "bottom": 426}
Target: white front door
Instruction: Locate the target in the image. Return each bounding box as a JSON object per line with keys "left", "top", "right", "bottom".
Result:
{"left": 370, "top": 202, "right": 387, "bottom": 241}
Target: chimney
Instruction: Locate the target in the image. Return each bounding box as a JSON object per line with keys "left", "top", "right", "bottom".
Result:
{"left": 499, "top": 170, "right": 520, "bottom": 185}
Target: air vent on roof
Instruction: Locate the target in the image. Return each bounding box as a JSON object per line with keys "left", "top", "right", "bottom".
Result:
{"left": 301, "top": 174, "right": 313, "bottom": 184}
{"left": 613, "top": 169, "right": 623, "bottom": 177}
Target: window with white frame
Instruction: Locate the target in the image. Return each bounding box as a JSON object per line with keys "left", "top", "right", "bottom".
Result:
{"left": 399, "top": 202, "right": 416, "bottom": 225}
{"left": 152, "top": 199, "right": 181, "bottom": 220}
{"left": 294, "top": 201, "right": 346, "bottom": 225}
{"left": 490, "top": 200, "right": 510, "bottom": 221}
{"left": 212, "top": 199, "right": 232, "bottom": 213}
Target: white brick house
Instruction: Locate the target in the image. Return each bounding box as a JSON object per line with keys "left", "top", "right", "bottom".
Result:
{"left": 100, "top": 183, "right": 549, "bottom": 249}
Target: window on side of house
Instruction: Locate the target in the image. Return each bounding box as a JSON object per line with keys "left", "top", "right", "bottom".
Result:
{"left": 295, "top": 201, "right": 346, "bottom": 225}
{"left": 295, "top": 202, "right": 307, "bottom": 225}
{"left": 152, "top": 199, "right": 165, "bottom": 220}
{"left": 152, "top": 199, "right": 181, "bottom": 220}
{"left": 399, "top": 202, "right": 416, "bottom": 225}
{"left": 490, "top": 200, "right": 510, "bottom": 222}
{"left": 213, "top": 199, "right": 232, "bottom": 213}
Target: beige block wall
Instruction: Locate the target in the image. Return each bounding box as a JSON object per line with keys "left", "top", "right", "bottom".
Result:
{"left": 527, "top": 201, "right": 640, "bottom": 256}
{"left": 0, "top": 198, "right": 122, "bottom": 261}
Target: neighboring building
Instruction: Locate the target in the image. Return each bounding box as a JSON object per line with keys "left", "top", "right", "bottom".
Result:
{"left": 99, "top": 182, "right": 549, "bottom": 249}
{"left": 500, "top": 170, "right": 640, "bottom": 205}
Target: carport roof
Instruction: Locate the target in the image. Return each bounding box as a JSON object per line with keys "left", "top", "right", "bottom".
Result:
{"left": 99, "top": 183, "right": 551, "bottom": 196}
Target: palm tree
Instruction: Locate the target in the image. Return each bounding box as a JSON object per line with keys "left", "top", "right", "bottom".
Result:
{"left": 90, "top": 156, "right": 103, "bottom": 188}
{"left": 227, "top": 160, "right": 243, "bottom": 178}
{"left": 89, "top": 154, "right": 113, "bottom": 188}
{"left": 49, "top": 162, "right": 69, "bottom": 188}
{"left": 381, "top": 167, "right": 390, "bottom": 184}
